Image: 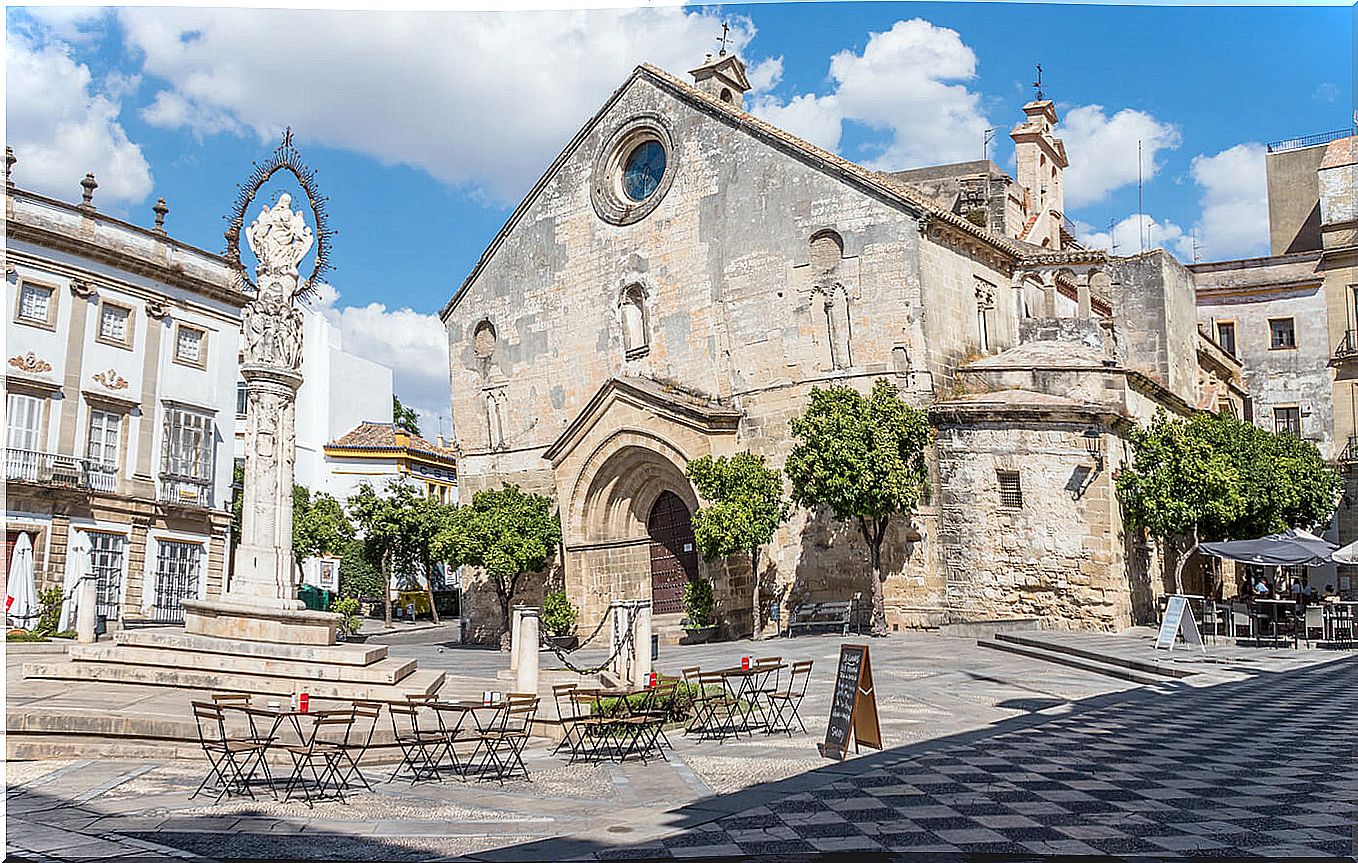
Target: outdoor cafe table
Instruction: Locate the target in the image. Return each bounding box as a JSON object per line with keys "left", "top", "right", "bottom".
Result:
{"left": 714, "top": 664, "right": 784, "bottom": 734}
{"left": 569, "top": 686, "right": 647, "bottom": 762}
{"left": 427, "top": 700, "right": 509, "bottom": 777}
{"left": 220, "top": 703, "right": 351, "bottom": 796}
{"left": 1249, "top": 598, "right": 1297, "bottom": 642}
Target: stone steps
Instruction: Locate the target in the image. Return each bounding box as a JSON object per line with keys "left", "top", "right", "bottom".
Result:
{"left": 994, "top": 632, "right": 1195, "bottom": 679}
{"left": 977, "top": 637, "right": 1165, "bottom": 686}
{"left": 117, "top": 628, "right": 388, "bottom": 665}
{"left": 66, "top": 643, "right": 416, "bottom": 684}
{"left": 22, "top": 659, "right": 445, "bottom": 702}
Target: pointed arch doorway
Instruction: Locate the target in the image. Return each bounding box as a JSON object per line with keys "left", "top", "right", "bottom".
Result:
{"left": 647, "top": 490, "right": 698, "bottom": 615}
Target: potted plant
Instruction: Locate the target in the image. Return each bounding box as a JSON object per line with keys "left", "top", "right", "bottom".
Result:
{"left": 542, "top": 590, "right": 579, "bottom": 650}
{"left": 332, "top": 596, "right": 366, "bottom": 642}
{"left": 681, "top": 578, "right": 718, "bottom": 644}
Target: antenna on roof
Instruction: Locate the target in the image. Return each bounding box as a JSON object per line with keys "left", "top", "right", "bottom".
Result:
{"left": 1107, "top": 218, "right": 1119, "bottom": 255}
{"left": 1033, "top": 64, "right": 1045, "bottom": 101}
{"left": 1137, "top": 138, "right": 1145, "bottom": 254}
{"left": 1192, "top": 230, "right": 1201, "bottom": 264}
{"left": 983, "top": 128, "right": 995, "bottom": 162}
{"left": 717, "top": 22, "right": 731, "bottom": 57}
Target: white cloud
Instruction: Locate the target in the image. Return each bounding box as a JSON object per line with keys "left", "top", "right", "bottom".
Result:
{"left": 307, "top": 284, "right": 451, "bottom": 434}
{"left": 1188, "top": 142, "right": 1268, "bottom": 260}
{"left": 745, "top": 56, "right": 784, "bottom": 94}
{"left": 115, "top": 7, "right": 754, "bottom": 204}
{"left": 1075, "top": 213, "right": 1195, "bottom": 260}
{"left": 750, "top": 19, "right": 991, "bottom": 170}
{"left": 1060, "top": 105, "right": 1181, "bottom": 208}
{"left": 5, "top": 31, "right": 153, "bottom": 206}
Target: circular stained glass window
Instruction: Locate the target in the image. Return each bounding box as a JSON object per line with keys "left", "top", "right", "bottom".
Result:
{"left": 622, "top": 140, "right": 667, "bottom": 203}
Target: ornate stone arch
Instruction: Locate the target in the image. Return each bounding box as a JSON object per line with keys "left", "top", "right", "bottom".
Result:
{"left": 566, "top": 427, "right": 697, "bottom": 543}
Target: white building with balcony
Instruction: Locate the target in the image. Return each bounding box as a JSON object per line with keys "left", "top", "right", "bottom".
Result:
{"left": 4, "top": 166, "right": 250, "bottom": 627}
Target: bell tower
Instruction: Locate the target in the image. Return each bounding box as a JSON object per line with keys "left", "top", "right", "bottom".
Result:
{"left": 1010, "top": 67, "right": 1068, "bottom": 248}
{"left": 689, "top": 46, "right": 751, "bottom": 111}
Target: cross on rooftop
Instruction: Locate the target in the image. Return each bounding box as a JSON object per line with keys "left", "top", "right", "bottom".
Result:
{"left": 717, "top": 22, "right": 731, "bottom": 56}
{"left": 1033, "top": 64, "right": 1045, "bottom": 101}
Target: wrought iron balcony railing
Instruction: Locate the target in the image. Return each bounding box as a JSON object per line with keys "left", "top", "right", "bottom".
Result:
{"left": 5, "top": 449, "right": 118, "bottom": 492}
{"left": 158, "top": 472, "right": 213, "bottom": 508}
{"left": 1335, "top": 330, "right": 1358, "bottom": 362}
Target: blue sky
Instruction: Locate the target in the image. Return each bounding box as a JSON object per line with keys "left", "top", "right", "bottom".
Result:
{"left": 6, "top": 2, "right": 1353, "bottom": 427}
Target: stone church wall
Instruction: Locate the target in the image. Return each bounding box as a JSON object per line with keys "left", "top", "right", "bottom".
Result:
{"left": 933, "top": 419, "right": 1140, "bottom": 630}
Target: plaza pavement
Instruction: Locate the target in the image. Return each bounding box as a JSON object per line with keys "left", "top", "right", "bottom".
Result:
{"left": 6, "top": 629, "right": 1355, "bottom": 861}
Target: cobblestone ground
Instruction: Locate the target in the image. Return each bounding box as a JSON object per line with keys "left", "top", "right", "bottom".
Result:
{"left": 6, "top": 632, "right": 1355, "bottom": 861}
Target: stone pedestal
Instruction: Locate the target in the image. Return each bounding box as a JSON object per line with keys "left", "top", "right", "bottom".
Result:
{"left": 515, "top": 608, "right": 540, "bottom": 695}
{"left": 75, "top": 577, "right": 97, "bottom": 644}
{"left": 181, "top": 599, "right": 338, "bottom": 646}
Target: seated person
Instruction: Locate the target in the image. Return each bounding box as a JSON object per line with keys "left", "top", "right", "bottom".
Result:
{"left": 1323, "top": 585, "right": 1340, "bottom": 603}
{"left": 1253, "top": 577, "right": 1271, "bottom": 597}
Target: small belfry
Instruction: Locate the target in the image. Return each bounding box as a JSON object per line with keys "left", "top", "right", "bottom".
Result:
{"left": 689, "top": 25, "right": 751, "bottom": 109}
{"left": 1010, "top": 63, "right": 1069, "bottom": 249}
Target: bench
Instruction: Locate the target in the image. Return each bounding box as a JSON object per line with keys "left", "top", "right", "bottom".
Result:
{"left": 787, "top": 600, "right": 855, "bottom": 637}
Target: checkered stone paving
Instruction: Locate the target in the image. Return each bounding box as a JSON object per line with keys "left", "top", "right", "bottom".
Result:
{"left": 642, "top": 656, "right": 1358, "bottom": 859}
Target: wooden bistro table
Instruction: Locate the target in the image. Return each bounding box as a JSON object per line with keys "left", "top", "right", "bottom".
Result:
{"left": 221, "top": 703, "right": 352, "bottom": 797}
{"left": 715, "top": 664, "right": 784, "bottom": 734}
{"left": 428, "top": 700, "right": 510, "bottom": 778}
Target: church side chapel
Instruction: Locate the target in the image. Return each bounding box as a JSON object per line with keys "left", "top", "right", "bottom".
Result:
{"left": 441, "top": 50, "right": 1241, "bottom": 643}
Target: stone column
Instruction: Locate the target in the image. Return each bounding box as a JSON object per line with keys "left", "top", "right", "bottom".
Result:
{"left": 515, "top": 607, "right": 540, "bottom": 696}
{"left": 1077, "top": 279, "right": 1092, "bottom": 319}
{"left": 509, "top": 604, "right": 527, "bottom": 669}
{"left": 608, "top": 600, "right": 628, "bottom": 680}
{"left": 76, "top": 576, "right": 97, "bottom": 644}
{"left": 631, "top": 600, "right": 652, "bottom": 689}
{"left": 229, "top": 364, "right": 305, "bottom": 610}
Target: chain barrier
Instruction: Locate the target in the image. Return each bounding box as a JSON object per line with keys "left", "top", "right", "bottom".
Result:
{"left": 540, "top": 622, "right": 633, "bottom": 676}
{"left": 542, "top": 606, "right": 611, "bottom": 655}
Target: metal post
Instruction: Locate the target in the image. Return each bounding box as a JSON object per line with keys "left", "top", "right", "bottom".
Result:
{"left": 515, "top": 607, "right": 540, "bottom": 696}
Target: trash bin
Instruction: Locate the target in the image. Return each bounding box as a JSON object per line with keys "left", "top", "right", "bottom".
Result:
{"left": 299, "top": 585, "right": 326, "bottom": 611}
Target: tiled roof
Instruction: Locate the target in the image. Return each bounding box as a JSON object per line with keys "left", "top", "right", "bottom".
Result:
{"left": 326, "top": 422, "right": 459, "bottom": 461}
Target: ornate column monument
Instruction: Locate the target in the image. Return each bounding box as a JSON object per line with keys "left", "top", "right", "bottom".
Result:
{"left": 182, "top": 131, "right": 340, "bottom": 644}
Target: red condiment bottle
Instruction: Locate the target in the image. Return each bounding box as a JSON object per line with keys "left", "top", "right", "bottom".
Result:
{"left": 299, "top": 692, "right": 309, "bottom": 713}
{"left": 742, "top": 656, "right": 750, "bottom": 671}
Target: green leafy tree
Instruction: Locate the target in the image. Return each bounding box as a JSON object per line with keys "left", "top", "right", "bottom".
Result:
{"left": 685, "top": 452, "right": 788, "bottom": 639}
{"left": 338, "top": 538, "right": 384, "bottom": 599}
{"left": 1118, "top": 410, "right": 1342, "bottom": 594}
{"left": 349, "top": 478, "right": 452, "bottom": 627}
{"left": 433, "top": 484, "right": 561, "bottom": 638}
{"left": 393, "top": 395, "right": 422, "bottom": 437}
{"left": 785, "top": 380, "right": 932, "bottom": 634}
{"left": 542, "top": 590, "right": 579, "bottom": 638}
{"left": 293, "top": 487, "right": 354, "bottom": 560}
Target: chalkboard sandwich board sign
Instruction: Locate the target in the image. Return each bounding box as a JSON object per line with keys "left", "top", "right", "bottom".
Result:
{"left": 818, "top": 643, "right": 881, "bottom": 761}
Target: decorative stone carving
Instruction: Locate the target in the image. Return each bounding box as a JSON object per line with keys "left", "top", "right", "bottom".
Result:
{"left": 145, "top": 300, "right": 171, "bottom": 320}
{"left": 816, "top": 282, "right": 853, "bottom": 370}
{"left": 247, "top": 194, "right": 315, "bottom": 302}
{"left": 8, "top": 352, "right": 52, "bottom": 373}
{"left": 92, "top": 369, "right": 129, "bottom": 390}
{"left": 243, "top": 299, "right": 304, "bottom": 369}
{"left": 70, "top": 279, "right": 97, "bottom": 299}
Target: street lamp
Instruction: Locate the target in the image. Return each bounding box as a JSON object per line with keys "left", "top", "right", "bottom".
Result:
{"left": 1083, "top": 427, "right": 1105, "bottom": 470}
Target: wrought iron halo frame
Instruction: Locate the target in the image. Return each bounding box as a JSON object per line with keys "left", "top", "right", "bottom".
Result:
{"left": 224, "top": 128, "right": 334, "bottom": 301}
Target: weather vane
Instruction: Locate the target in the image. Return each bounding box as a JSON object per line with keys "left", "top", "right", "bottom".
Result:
{"left": 717, "top": 22, "right": 731, "bottom": 56}
{"left": 1033, "top": 64, "right": 1045, "bottom": 101}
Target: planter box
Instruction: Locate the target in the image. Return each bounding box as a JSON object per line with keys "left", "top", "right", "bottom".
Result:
{"left": 682, "top": 625, "right": 717, "bottom": 645}
{"left": 546, "top": 634, "right": 579, "bottom": 651}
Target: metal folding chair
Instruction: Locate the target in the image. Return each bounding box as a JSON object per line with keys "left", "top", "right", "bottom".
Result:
{"left": 765, "top": 659, "right": 813, "bottom": 736}
{"left": 475, "top": 694, "right": 538, "bottom": 782}
{"left": 190, "top": 700, "right": 273, "bottom": 802}
{"left": 281, "top": 709, "right": 356, "bottom": 806}
{"left": 336, "top": 700, "right": 382, "bottom": 791}
{"left": 387, "top": 699, "right": 451, "bottom": 784}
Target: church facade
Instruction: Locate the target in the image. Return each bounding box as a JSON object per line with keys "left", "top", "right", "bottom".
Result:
{"left": 441, "top": 55, "right": 1241, "bottom": 642}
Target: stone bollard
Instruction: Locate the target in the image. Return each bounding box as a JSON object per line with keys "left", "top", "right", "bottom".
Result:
{"left": 509, "top": 604, "right": 527, "bottom": 670}
{"left": 76, "top": 576, "right": 98, "bottom": 644}
{"left": 607, "top": 600, "right": 628, "bottom": 681}
{"left": 631, "top": 600, "right": 652, "bottom": 689}
{"left": 515, "top": 607, "right": 540, "bottom": 696}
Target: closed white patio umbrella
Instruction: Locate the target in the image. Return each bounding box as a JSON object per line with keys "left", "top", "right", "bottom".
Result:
{"left": 7, "top": 532, "right": 38, "bottom": 630}
{"left": 58, "top": 530, "right": 91, "bottom": 633}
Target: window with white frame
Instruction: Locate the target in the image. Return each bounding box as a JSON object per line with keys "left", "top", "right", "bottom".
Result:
{"left": 175, "top": 325, "right": 206, "bottom": 366}
{"left": 98, "top": 303, "right": 132, "bottom": 345}
{"left": 86, "top": 409, "right": 121, "bottom": 467}
{"left": 6, "top": 393, "right": 44, "bottom": 454}
{"left": 162, "top": 406, "right": 214, "bottom": 481}
{"left": 88, "top": 531, "right": 126, "bottom": 620}
{"left": 17, "top": 283, "right": 54, "bottom": 325}
{"left": 236, "top": 382, "right": 248, "bottom": 419}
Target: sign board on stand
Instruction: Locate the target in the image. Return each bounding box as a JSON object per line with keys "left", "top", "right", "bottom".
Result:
{"left": 1155, "top": 595, "right": 1204, "bottom": 652}
{"left": 818, "top": 644, "right": 881, "bottom": 760}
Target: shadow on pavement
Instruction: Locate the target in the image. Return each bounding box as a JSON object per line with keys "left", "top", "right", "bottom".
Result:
{"left": 7, "top": 654, "right": 1355, "bottom": 862}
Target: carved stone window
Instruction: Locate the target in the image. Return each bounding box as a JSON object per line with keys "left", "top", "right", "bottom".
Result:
{"left": 485, "top": 387, "right": 507, "bottom": 449}
{"left": 809, "top": 230, "right": 843, "bottom": 275}
{"left": 473, "top": 320, "right": 497, "bottom": 360}
{"left": 975, "top": 278, "right": 996, "bottom": 353}
{"left": 820, "top": 284, "right": 853, "bottom": 370}
{"left": 621, "top": 285, "right": 649, "bottom": 359}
